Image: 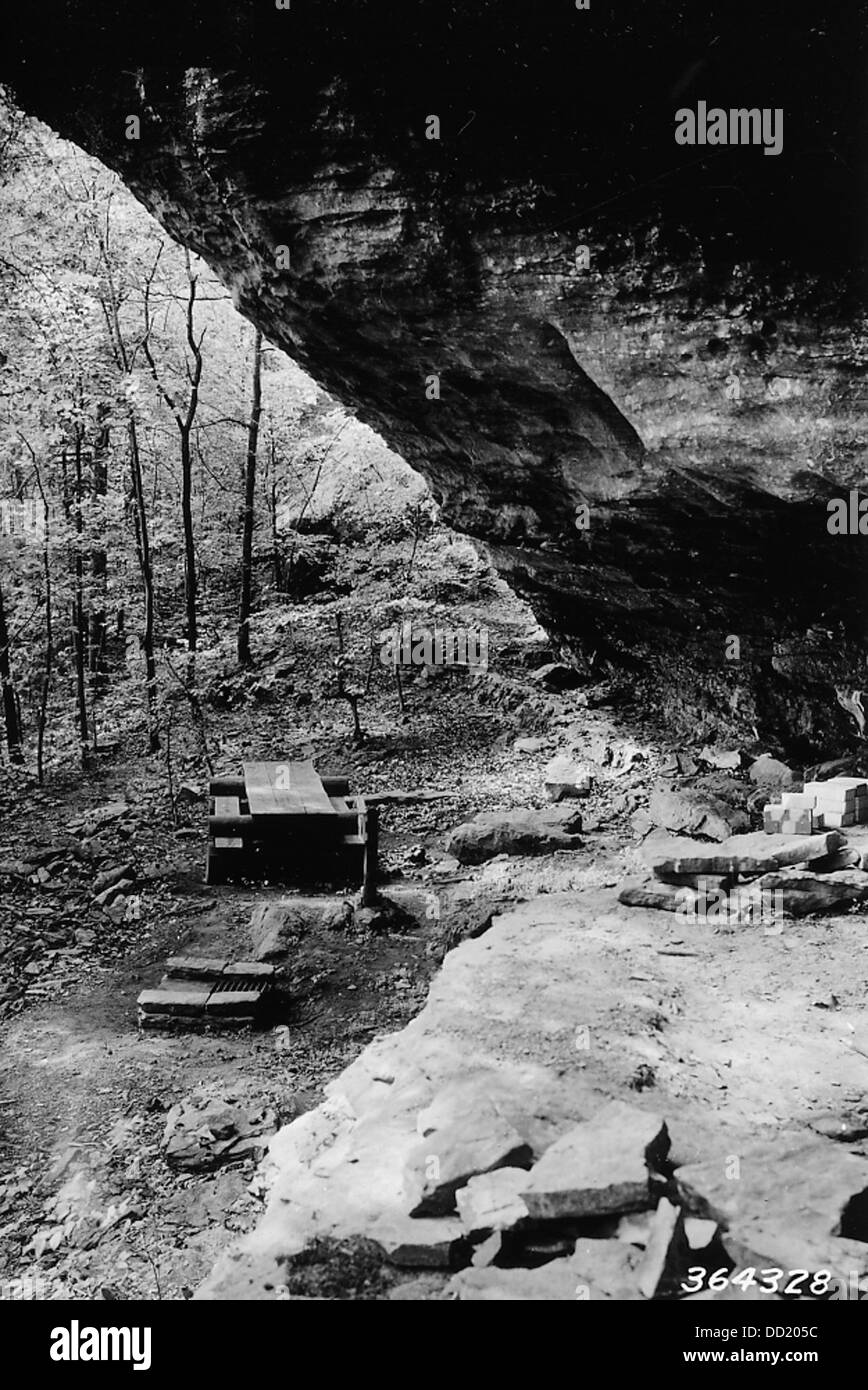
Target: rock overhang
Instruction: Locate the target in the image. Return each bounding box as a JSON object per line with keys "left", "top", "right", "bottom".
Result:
{"left": 3, "top": 2, "right": 866, "bottom": 742}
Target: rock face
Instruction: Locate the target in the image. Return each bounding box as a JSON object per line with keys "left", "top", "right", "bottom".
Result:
{"left": 4, "top": 7, "right": 866, "bottom": 738}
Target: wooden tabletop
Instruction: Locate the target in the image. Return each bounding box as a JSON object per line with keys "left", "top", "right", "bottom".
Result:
{"left": 242, "top": 760, "right": 335, "bottom": 817}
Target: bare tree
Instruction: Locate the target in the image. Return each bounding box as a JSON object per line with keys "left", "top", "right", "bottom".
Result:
{"left": 0, "top": 572, "right": 23, "bottom": 763}
{"left": 142, "top": 247, "right": 203, "bottom": 668}
{"left": 95, "top": 213, "right": 159, "bottom": 751}
{"left": 237, "top": 328, "right": 262, "bottom": 666}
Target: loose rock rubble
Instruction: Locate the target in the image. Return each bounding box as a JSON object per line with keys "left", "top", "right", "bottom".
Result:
{"left": 162, "top": 1094, "right": 279, "bottom": 1173}
{"left": 202, "top": 1054, "right": 868, "bottom": 1299}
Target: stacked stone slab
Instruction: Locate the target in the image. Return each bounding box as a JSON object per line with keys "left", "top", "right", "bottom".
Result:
{"left": 764, "top": 778, "right": 868, "bottom": 834}
{"left": 620, "top": 827, "right": 868, "bottom": 918}
{"left": 137, "top": 957, "right": 274, "bottom": 1028}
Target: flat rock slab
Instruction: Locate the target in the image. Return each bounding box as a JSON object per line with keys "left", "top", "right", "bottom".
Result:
{"left": 165, "top": 956, "right": 231, "bottom": 980}
{"left": 520, "top": 1100, "right": 669, "bottom": 1219}
{"left": 643, "top": 829, "right": 843, "bottom": 878}
{"left": 138, "top": 985, "right": 211, "bottom": 1016}
{"left": 204, "top": 989, "right": 263, "bottom": 1018}
{"left": 227, "top": 961, "right": 276, "bottom": 978}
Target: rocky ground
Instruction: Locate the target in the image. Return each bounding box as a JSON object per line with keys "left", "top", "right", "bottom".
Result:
{"left": 1, "top": 528, "right": 866, "bottom": 1301}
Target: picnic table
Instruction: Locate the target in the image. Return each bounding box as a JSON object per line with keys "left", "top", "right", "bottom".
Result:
{"left": 205, "top": 760, "right": 378, "bottom": 901}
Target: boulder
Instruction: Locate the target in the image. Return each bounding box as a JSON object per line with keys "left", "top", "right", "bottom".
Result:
{"left": 543, "top": 757, "right": 593, "bottom": 802}
{"left": 520, "top": 1101, "right": 669, "bottom": 1220}
{"left": 752, "top": 867, "right": 868, "bottom": 916}
{"left": 749, "top": 754, "right": 798, "bottom": 789}
{"left": 618, "top": 881, "right": 695, "bottom": 914}
{"left": 648, "top": 783, "right": 749, "bottom": 842}
{"left": 529, "top": 663, "right": 584, "bottom": 691}
{"left": 251, "top": 897, "right": 353, "bottom": 960}
{"left": 804, "top": 755, "right": 861, "bottom": 785}
{"left": 446, "top": 807, "right": 583, "bottom": 865}
{"left": 162, "top": 1095, "right": 277, "bottom": 1172}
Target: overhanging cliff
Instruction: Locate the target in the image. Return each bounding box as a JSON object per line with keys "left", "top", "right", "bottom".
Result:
{"left": 4, "top": 2, "right": 867, "bottom": 748}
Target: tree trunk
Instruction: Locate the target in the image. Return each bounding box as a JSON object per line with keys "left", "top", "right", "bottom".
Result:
{"left": 180, "top": 423, "right": 197, "bottom": 656}
{"left": 128, "top": 417, "right": 159, "bottom": 754}
{"left": 72, "top": 431, "right": 90, "bottom": 769}
{"left": 33, "top": 463, "right": 53, "bottom": 784}
{"left": 237, "top": 328, "right": 263, "bottom": 666}
{"left": 0, "top": 574, "right": 24, "bottom": 764}
{"left": 141, "top": 249, "right": 202, "bottom": 674}
{"left": 88, "top": 413, "right": 109, "bottom": 678}
{"left": 94, "top": 229, "right": 159, "bottom": 755}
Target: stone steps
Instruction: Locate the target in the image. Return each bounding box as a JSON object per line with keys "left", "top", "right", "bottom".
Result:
{"left": 137, "top": 956, "right": 275, "bottom": 1029}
